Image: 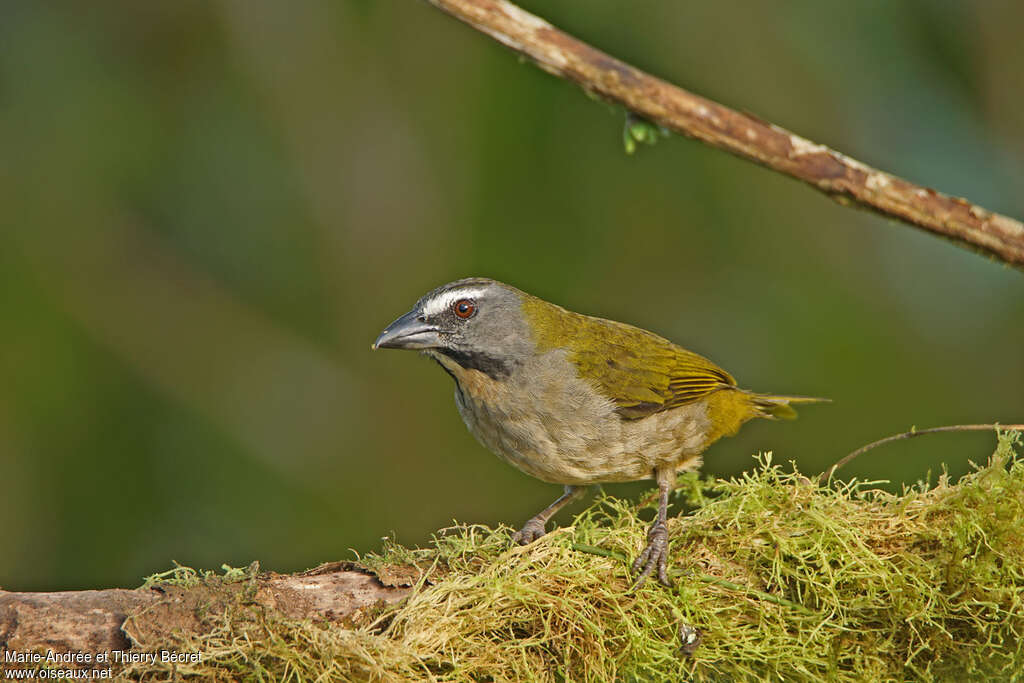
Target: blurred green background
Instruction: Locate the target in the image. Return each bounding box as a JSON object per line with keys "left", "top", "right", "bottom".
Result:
{"left": 1, "top": 1, "right": 1022, "bottom": 591}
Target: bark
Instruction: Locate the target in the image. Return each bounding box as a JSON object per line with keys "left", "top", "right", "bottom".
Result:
{"left": 0, "top": 562, "right": 409, "bottom": 666}
{"left": 424, "top": 0, "right": 1024, "bottom": 268}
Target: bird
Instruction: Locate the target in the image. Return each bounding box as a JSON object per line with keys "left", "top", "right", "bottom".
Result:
{"left": 372, "top": 277, "right": 826, "bottom": 587}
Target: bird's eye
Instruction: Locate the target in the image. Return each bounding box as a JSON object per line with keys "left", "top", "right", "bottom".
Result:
{"left": 452, "top": 299, "right": 476, "bottom": 319}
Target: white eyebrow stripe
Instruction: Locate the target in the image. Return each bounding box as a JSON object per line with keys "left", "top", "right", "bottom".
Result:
{"left": 422, "top": 287, "right": 489, "bottom": 316}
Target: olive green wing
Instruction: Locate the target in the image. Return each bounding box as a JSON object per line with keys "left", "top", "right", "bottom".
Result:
{"left": 557, "top": 313, "right": 735, "bottom": 420}
{"left": 520, "top": 296, "right": 736, "bottom": 419}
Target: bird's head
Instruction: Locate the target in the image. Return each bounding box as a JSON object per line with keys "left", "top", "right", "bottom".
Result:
{"left": 372, "top": 277, "right": 535, "bottom": 379}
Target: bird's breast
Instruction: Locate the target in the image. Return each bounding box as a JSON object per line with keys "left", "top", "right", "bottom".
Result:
{"left": 443, "top": 349, "right": 710, "bottom": 485}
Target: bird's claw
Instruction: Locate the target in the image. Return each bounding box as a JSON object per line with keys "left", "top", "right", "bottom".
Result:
{"left": 631, "top": 521, "right": 672, "bottom": 588}
{"left": 512, "top": 517, "right": 548, "bottom": 546}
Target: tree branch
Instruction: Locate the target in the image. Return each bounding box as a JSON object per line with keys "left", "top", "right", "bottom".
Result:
{"left": 0, "top": 563, "right": 410, "bottom": 667}
{"left": 424, "top": 0, "right": 1024, "bottom": 268}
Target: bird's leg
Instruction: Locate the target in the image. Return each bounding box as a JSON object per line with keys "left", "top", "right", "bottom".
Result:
{"left": 512, "top": 485, "right": 586, "bottom": 545}
{"left": 632, "top": 467, "right": 674, "bottom": 588}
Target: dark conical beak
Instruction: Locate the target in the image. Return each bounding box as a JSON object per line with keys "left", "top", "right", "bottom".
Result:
{"left": 372, "top": 308, "right": 442, "bottom": 350}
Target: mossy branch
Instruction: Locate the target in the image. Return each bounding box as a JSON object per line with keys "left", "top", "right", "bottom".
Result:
{"left": 1, "top": 430, "right": 1022, "bottom": 681}
{"left": 572, "top": 543, "right": 816, "bottom": 616}
{"left": 422, "top": 0, "right": 1024, "bottom": 268}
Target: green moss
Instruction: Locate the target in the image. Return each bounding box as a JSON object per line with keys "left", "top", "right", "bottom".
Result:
{"left": 124, "top": 430, "right": 1023, "bottom": 681}
{"left": 139, "top": 561, "right": 259, "bottom": 590}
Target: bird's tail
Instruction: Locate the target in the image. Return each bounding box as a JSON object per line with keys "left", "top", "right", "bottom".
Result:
{"left": 750, "top": 393, "right": 830, "bottom": 420}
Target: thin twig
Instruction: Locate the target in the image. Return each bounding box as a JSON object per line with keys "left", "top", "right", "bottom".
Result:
{"left": 817, "top": 423, "right": 1024, "bottom": 485}
{"left": 423, "top": 0, "right": 1024, "bottom": 268}
{"left": 693, "top": 574, "right": 816, "bottom": 616}
{"left": 572, "top": 543, "right": 815, "bottom": 615}
{"left": 639, "top": 423, "right": 1024, "bottom": 506}
{"left": 637, "top": 488, "right": 660, "bottom": 510}
{"left": 572, "top": 543, "right": 624, "bottom": 561}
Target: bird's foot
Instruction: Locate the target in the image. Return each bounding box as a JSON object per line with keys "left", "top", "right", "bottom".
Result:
{"left": 512, "top": 517, "right": 548, "bottom": 546}
{"left": 631, "top": 521, "right": 671, "bottom": 588}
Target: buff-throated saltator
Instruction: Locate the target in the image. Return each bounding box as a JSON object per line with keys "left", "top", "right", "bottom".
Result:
{"left": 373, "top": 278, "right": 825, "bottom": 586}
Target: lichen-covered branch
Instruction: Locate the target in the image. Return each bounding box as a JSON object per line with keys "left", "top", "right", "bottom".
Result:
{"left": 424, "top": 0, "right": 1024, "bottom": 268}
